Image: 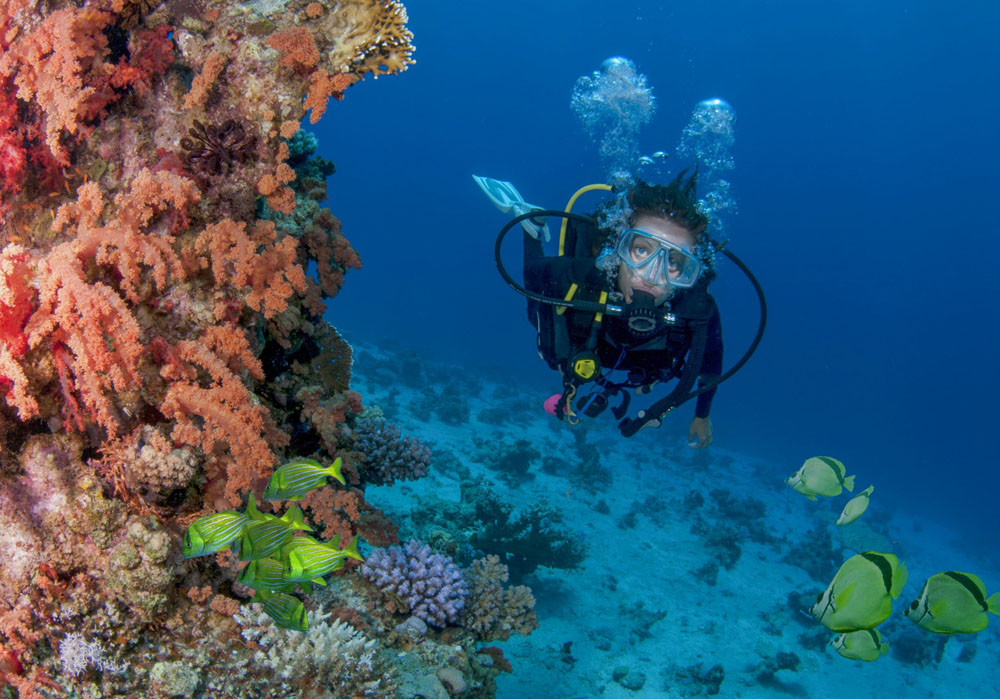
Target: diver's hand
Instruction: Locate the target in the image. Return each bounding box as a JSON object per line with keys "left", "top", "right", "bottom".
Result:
{"left": 688, "top": 417, "right": 713, "bottom": 449}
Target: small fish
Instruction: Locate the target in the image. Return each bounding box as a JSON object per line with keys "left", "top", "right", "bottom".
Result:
{"left": 811, "top": 551, "right": 908, "bottom": 631}
{"left": 263, "top": 457, "right": 345, "bottom": 501}
{"left": 637, "top": 155, "right": 654, "bottom": 166}
{"left": 652, "top": 150, "right": 668, "bottom": 159}
{"left": 238, "top": 557, "right": 297, "bottom": 592}
{"left": 238, "top": 557, "right": 326, "bottom": 594}
{"left": 245, "top": 493, "right": 313, "bottom": 530}
{"left": 284, "top": 536, "right": 362, "bottom": 580}
{"left": 183, "top": 511, "right": 249, "bottom": 558}
{"left": 831, "top": 628, "right": 889, "bottom": 662}
{"left": 786, "top": 456, "right": 856, "bottom": 500}
{"left": 275, "top": 533, "right": 329, "bottom": 559}
{"left": 255, "top": 589, "right": 308, "bottom": 632}
{"left": 234, "top": 518, "right": 304, "bottom": 561}
{"left": 836, "top": 485, "right": 874, "bottom": 526}
{"left": 905, "top": 571, "right": 1000, "bottom": 635}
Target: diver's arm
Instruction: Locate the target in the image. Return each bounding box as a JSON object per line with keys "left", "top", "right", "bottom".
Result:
{"left": 693, "top": 304, "right": 723, "bottom": 419}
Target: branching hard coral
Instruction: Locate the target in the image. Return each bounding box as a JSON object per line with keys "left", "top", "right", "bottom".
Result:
{"left": 234, "top": 606, "right": 397, "bottom": 697}
{"left": 464, "top": 481, "right": 588, "bottom": 582}
{"left": 360, "top": 540, "right": 468, "bottom": 628}
{"left": 353, "top": 415, "right": 430, "bottom": 486}
{"left": 179, "top": 119, "right": 258, "bottom": 177}
{"left": 460, "top": 555, "right": 538, "bottom": 642}
{"left": 322, "top": 0, "right": 415, "bottom": 78}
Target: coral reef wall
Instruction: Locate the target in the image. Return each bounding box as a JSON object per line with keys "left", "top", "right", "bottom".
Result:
{"left": 0, "top": 1, "right": 446, "bottom": 697}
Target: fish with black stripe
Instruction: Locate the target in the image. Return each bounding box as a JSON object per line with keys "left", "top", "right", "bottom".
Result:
{"left": 905, "top": 571, "right": 1000, "bottom": 634}
{"left": 810, "top": 551, "right": 908, "bottom": 631}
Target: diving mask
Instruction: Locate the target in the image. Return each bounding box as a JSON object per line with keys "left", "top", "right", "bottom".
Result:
{"left": 616, "top": 228, "right": 702, "bottom": 289}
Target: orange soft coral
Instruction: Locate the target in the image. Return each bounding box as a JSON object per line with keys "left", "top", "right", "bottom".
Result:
{"left": 304, "top": 70, "right": 354, "bottom": 124}
{"left": 0, "top": 7, "right": 116, "bottom": 164}
{"left": 159, "top": 327, "right": 276, "bottom": 506}
{"left": 182, "top": 50, "right": 227, "bottom": 110}
{"left": 266, "top": 27, "right": 319, "bottom": 71}
{"left": 26, "top": 242, "right": 144, "bottom": 435}
{"left": 194, "top": 218, "right": 307, "bottom": 319}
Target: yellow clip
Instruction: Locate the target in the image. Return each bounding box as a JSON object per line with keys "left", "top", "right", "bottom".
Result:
{"left": 564, "top": 385, "right": 579, "bottom": 425}
{"left": 573, "top": 358, "right": 596, "bottom": 380}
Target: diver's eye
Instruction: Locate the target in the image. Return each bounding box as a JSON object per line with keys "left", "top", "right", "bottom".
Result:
{"left": 667, "top": 251, "right": 683, "bottom": 271}
{"left": 909, "top": 600, "right": 919, "bottom": 610}
{"left": 630, "top": 242, "right": 653, "bottom": 260}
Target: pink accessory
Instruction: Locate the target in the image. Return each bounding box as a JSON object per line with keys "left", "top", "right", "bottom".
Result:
{"left": 543, "top": 393, "right": 564, "bottom": 415}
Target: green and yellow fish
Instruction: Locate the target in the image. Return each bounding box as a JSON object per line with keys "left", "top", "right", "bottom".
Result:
{"left": 283, "top": 536, "right": 362, "bottom": 580}
{"left": 786, "top": 456, "right": 856, "bottom": 500}
{"left": 263, "top": 457, "right": 345, "bottom": 501}
{"left": 234, "top": 517, "right": 307, "bottom": 561}
{"left": 183, "top": 510, "right": 250, "bottom": 558}
{"left": 811, "top": 551, "right": 908, "bottom": 631}
{"left": 238, "top": 557, "right": 325, "bottom": 594}
{"left": 244, "top": 494, "right": 313, "bottom": 532}
{"left": 904, "top": 571, "right": 1000, "bottom": 635}
{"left": 836, "top": 485, "right": 874, "bottom": 526}
{"left": 255, "top": 589, "right": 308, "bottom": 632}
{"left": 831, "top": 628, "right": 889, "bottom": 662}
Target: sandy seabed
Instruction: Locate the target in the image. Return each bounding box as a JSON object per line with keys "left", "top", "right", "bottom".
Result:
{"left": 350, "top": 340, "right": 1000, "bottom": 699}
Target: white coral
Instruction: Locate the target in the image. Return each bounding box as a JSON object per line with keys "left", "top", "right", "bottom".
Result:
{"left": 234, "top": 606, "right": 394, "bottom": 696}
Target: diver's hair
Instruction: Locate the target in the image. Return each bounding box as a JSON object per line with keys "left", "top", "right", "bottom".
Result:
{"left": 593, "top": 169, "right": 717, "bottom": 288}
{"left": 627, "top": 170, "right": 709, "bottom": 240}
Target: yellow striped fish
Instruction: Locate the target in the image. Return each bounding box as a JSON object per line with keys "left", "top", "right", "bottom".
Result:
{"left": 283, "top": 536, "right": 362, "bottom": 579}
{"left": 183, "top": 511, "right": 250, "bottom": 558}
{"left": 238, "top": 557, "right": 326, "bottom": 594}
{"left": 234, "top": 518, "right": 300, "bottom": 561}
{"left": 263, "top": 457, "right": 345, "bottom": 501}
{"left": 255, "top": 589, "right": 308, "bottom": 632}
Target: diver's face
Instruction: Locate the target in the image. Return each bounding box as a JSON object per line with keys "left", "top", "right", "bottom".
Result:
{"left": 617, "top": 214, "right": 696, "bottom": 306}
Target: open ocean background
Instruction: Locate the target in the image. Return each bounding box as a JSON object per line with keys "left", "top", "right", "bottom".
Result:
{"left": 314, "top": 0, "right": 999, "bottom": 556}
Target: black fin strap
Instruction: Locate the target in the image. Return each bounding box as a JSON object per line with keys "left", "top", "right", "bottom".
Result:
{"left": 611, "top": 389, "right": 632, "bottom": 420}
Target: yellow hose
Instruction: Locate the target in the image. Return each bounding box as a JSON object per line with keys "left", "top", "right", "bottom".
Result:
{"left": 558, "top": 183, "right": 612, "bottom": 257}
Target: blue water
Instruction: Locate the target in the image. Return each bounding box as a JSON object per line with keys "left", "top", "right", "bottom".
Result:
{"left": 316, "top": 0, "right": 999, "bottom": 555}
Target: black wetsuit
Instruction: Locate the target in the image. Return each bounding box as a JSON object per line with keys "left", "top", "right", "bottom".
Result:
{"left": 523, "top": 232, "right": 723, "bottom": 420}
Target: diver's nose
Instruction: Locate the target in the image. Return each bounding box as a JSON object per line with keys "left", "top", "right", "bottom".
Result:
{"left": 640, "top": 252, "right": 665, "bottom": 283}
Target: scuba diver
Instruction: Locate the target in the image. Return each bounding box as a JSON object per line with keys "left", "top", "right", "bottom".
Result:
{"left": 478, "top": 170, "right": 765, "bottom": 445}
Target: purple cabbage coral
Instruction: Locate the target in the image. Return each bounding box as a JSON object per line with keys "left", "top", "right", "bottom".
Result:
{"left": 360, "top": 539, "right": 468, "bottom": 628}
